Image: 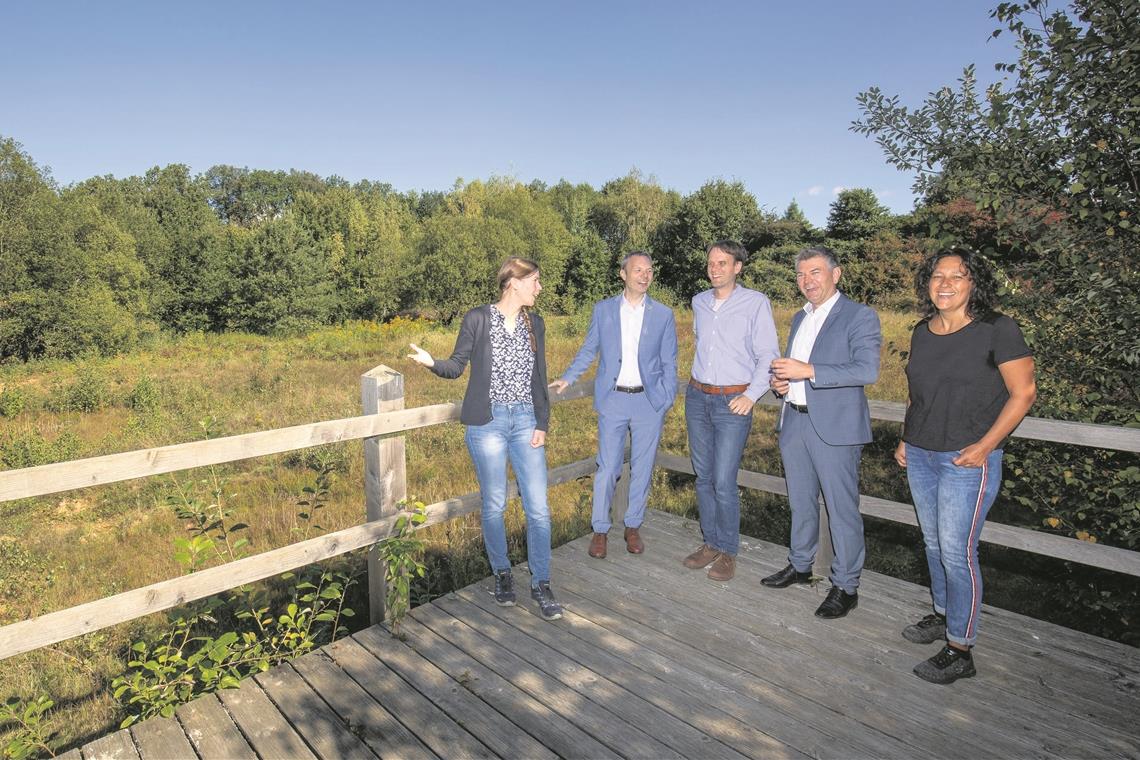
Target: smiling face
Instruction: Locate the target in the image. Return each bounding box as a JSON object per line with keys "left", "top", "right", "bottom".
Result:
{"left": 620, "top": 254, "right": 653, "bottom": 299}
{"left": 707, "top": 247, "right": 742, "bottom": 291}
{"left": 928, "top": 255, "right": 973, "bottom": 316}
{"left": 795, "top": 255, "right": 841, "bottom": 308}
{"left": 513, "top": 270, "right": 542, "bottom": 306}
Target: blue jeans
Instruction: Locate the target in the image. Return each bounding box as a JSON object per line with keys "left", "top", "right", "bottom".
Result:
{"left": 465, "top": 403, "right": 552, "bottom": 587}
{"left": 685, "top": 384, "right": 753, "bottom": 555}
{"left": 905, "top": 444, "right": 1003, "bottom": 647}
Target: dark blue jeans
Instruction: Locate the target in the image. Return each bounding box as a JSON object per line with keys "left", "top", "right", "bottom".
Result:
{"left": 685, "top": 385, "right": 753, "bottom": 555}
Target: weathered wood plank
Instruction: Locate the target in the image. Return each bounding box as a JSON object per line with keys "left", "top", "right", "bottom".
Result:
{"left": 362, "top": 365, "right": 407, "bottom": 625}
{"left": 625, "top": 518, "right": 1140, "bottom": 756}
{"left": 546, "top": 582, "right": 916, "bottom": 759}
{"left": 174, "top": 693, "right": 257, "bottom": 760}
{"left": 290, "top": 649, "right": 437, "bottom": 760}
{"left": 56, "top": 751, "right": 82, "bottom": 760}
{"left": 0, "top": 456, "right": 595, "bottom": 661}
{"left": 80, "top": 729, "right": 139, "bottom": 760}
{"left": 128, "top": 715, "right": 196, "bottom": 760}
{"left": 455, "top": 583, "right": 810, "bottom": 760}
{"left": 324, "top": 635, "right": 494, "bottom": 759}
{"left": 651, "top": 508, "right": 1140, "bottom": 677}
{"left": 215, "top": 678, "right": 315, "bottom": 759}
{"left": 255, "top": 663, "right": 375, "bottom": 759}
{"left": 351, "top": 625, "right": 557, "bottom": 760}
{"left": 0, "top": 402, "right": 461, "bottom": 503}
{"left": 433, "top": 593, "right": 750, "bottom": 760}
{"left": 654, "top": 452, "right": 1140, "bottom": 577}
{"left": 554, "top": 543, "right": 1042, "bottom": 759}
{"left": 394, "top": 614, "right": 620, "bottom": 760}
{"left": 411, "top": 602, "right": 684, "bottom": 760}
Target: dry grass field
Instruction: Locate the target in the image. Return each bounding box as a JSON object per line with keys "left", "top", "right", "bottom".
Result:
{"left": 0, "top": 303, "right": 918, "bottom": 749}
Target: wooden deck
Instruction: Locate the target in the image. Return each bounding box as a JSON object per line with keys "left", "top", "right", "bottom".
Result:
{"left": 67, "top": 509, "right": 1140, "bottom": 760}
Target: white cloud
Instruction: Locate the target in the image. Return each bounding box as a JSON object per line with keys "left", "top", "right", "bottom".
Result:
{"left": 806, "top": 185, "right": 823, "bottom": 196}
{"left": 832, "top": 185, "right": 846, "bottom": 195}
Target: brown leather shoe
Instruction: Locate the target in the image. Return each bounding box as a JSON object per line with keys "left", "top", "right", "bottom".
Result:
{"left": 682, "top": 544, "right": 720, "bottom": 569}
{"left": 624, "top": 526, "right": 644, "bottom": 554}
{"left": 707, "top": 553, "right": 736, "bottom": 581}
{"left": 588, "top": 532, "right": 608, "bottom": 559}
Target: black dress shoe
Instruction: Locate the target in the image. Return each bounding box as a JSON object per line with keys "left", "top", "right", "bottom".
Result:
{"left": 761, "top": 564, "right": 812, "bottom": 588}
{"left": 815, "top": 586, "right": 858, "bottom": 619}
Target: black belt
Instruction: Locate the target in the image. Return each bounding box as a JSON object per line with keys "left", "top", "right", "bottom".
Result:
{"left": 787, "top": 402, "right": 809, "bottom": 413}
{"left": 615, "top": 385, "right": 644, "bottom": 393}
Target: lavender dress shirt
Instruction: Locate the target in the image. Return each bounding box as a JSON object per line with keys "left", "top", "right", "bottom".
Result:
{"left": 691, "top": 285, "right": 779, "bottom": 402}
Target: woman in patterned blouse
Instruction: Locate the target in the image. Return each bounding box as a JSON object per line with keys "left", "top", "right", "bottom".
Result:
{"left": 408, "top": 258, "right": 562, "bottom": 620}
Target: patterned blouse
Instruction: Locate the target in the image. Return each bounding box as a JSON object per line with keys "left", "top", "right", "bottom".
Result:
{"left": 488, "top": 305, "right": 535, "bottom": 404}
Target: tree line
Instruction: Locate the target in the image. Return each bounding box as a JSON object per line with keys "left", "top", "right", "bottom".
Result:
{"left": 0, "top": 140, "right": 924, "bottom": 362}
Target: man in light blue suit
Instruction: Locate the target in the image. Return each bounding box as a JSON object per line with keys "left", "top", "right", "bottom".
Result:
{"left": 765, "top": 246, "right": 881, "bottom": 619}
{"left": 550, "top": 251, "right": 678, "bottom": 558}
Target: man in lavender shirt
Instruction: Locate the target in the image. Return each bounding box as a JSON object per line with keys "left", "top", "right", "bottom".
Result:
{"left": 682, "top": 240, "right": 779, "bottom": 581}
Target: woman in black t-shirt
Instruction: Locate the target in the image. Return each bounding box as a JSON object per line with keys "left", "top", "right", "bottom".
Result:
{"left": 894, "top": 248, "right": 1036, "bottom": 684}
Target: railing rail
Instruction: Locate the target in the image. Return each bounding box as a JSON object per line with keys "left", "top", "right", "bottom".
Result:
{"left": 0, "top": 369, "right": 1135, "bottom": 662}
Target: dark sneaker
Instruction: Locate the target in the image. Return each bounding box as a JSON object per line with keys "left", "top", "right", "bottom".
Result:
{"left": 914, "top": 644, "right": 976, "bottom": 684}
{"left": 493, "top": 570, "right": 516, "bottom": 607}
{"left": 902, "top": 613, "right": 947, "bottom": 644}
{"left": 531, "top": 581, "right": 563, "bottom": 621}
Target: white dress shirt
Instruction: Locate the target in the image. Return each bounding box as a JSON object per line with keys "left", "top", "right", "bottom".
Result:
{"left": 787, "top": 290, "right": 841, "bottom": 405}
{"left": 616, "top": 295, "right": 645, "bottom": 387}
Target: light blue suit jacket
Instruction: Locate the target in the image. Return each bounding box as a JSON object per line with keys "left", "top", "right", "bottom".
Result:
{"left": 559, "top": 294, "right": 678, "bottom": 414}
{"left": 777, "top": 294, "right": 881, "bottom": 446}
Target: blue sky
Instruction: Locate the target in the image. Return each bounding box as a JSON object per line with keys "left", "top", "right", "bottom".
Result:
{"left": 1, "top": 1, "right": 1019, "bottom": 225}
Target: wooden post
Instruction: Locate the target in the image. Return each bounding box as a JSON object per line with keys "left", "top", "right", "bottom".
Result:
{"left": 361, "top": 365, "right": 406, "bottom": 626}
{"left": 813, "top": 500, "right": 833, "bottom": 582}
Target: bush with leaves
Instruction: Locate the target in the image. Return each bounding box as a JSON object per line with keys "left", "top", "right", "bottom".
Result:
{"left": 0, "top": 696, "right": 55, "bottom": 760}
{"left": 111, "top": 456, "right": 358, "bottom": 727}
{"left": 377, "top": 500, "right": 428, "bottom": 638}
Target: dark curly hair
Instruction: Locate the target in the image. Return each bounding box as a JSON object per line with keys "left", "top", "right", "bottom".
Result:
{"left": 915, "top": 247, "right": 999, "bottom": 321}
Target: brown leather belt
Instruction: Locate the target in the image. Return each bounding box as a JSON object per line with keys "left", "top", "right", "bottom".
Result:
{"left": 689, "top": 379, "right": 749, "bottom": 395}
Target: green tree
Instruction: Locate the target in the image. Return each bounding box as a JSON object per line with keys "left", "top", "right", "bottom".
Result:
{"left": 852, "top": 0, "right": 1139, "bottom": 566}
{"left": 652, "top": 179, "right": 768, "bottom": 296}
{"left": 588, "top": 170, "right": 680, "bottom": 258}
{"left": 825, "top": 188, "right": 892, "bottom": 241}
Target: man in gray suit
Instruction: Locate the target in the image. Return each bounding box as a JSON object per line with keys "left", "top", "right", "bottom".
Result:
{"left": 550, "top": 251, "right": 677, "bottom": 558}
{"left": 763, "top": 246, "right": 881, "bottom": 619}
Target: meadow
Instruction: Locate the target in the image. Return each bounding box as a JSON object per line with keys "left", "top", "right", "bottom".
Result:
{"left": 0, "top": 303, "right": 1084, "bottom": 750}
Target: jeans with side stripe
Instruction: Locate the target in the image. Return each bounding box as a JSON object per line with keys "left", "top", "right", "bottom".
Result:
{"left": 905, "top": 444, "right": 1003, "bottom": 647}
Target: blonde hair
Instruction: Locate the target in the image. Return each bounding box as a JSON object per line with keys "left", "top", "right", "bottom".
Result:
{"left": 496, "top": 257, "right": 540, "bottom": 352}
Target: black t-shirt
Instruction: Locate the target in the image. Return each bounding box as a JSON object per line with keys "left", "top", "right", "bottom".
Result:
{"left": 903, "top": 312, "right": 1032, "bottom": 452}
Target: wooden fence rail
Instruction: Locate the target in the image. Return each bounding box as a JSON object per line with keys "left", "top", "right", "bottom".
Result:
{"left": 0, "top": 367, "right": 1136, "bottom": 663}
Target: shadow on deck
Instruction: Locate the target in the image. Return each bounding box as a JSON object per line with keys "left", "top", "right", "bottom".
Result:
{"left": 69, "top": 509, "right": 1140, "bottom": 759}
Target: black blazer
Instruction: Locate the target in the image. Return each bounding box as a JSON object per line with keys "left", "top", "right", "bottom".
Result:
{"left": 429, "top": 305, "right": 551, "bottom": 431}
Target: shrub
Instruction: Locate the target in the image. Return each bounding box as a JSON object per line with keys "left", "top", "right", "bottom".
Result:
{"left": 0, "top": 386, "right": 26, "bottom": 418}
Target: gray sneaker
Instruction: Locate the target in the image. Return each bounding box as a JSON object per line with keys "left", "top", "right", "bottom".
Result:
{"left": 914, "top": 644, "right": 976, "bottom": 684}
{"left": 531, "top": 581, "right": 563, "bottom": 621}
{"left": 493, "top": 570, "right": 516, "bottom": 607}
{"left": 902, "top": 613, "right": 947, "bottom": 644}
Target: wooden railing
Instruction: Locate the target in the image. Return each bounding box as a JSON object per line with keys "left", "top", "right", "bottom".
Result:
{"left": 0, "top": 367, "right": 1136, "bottom": 661}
